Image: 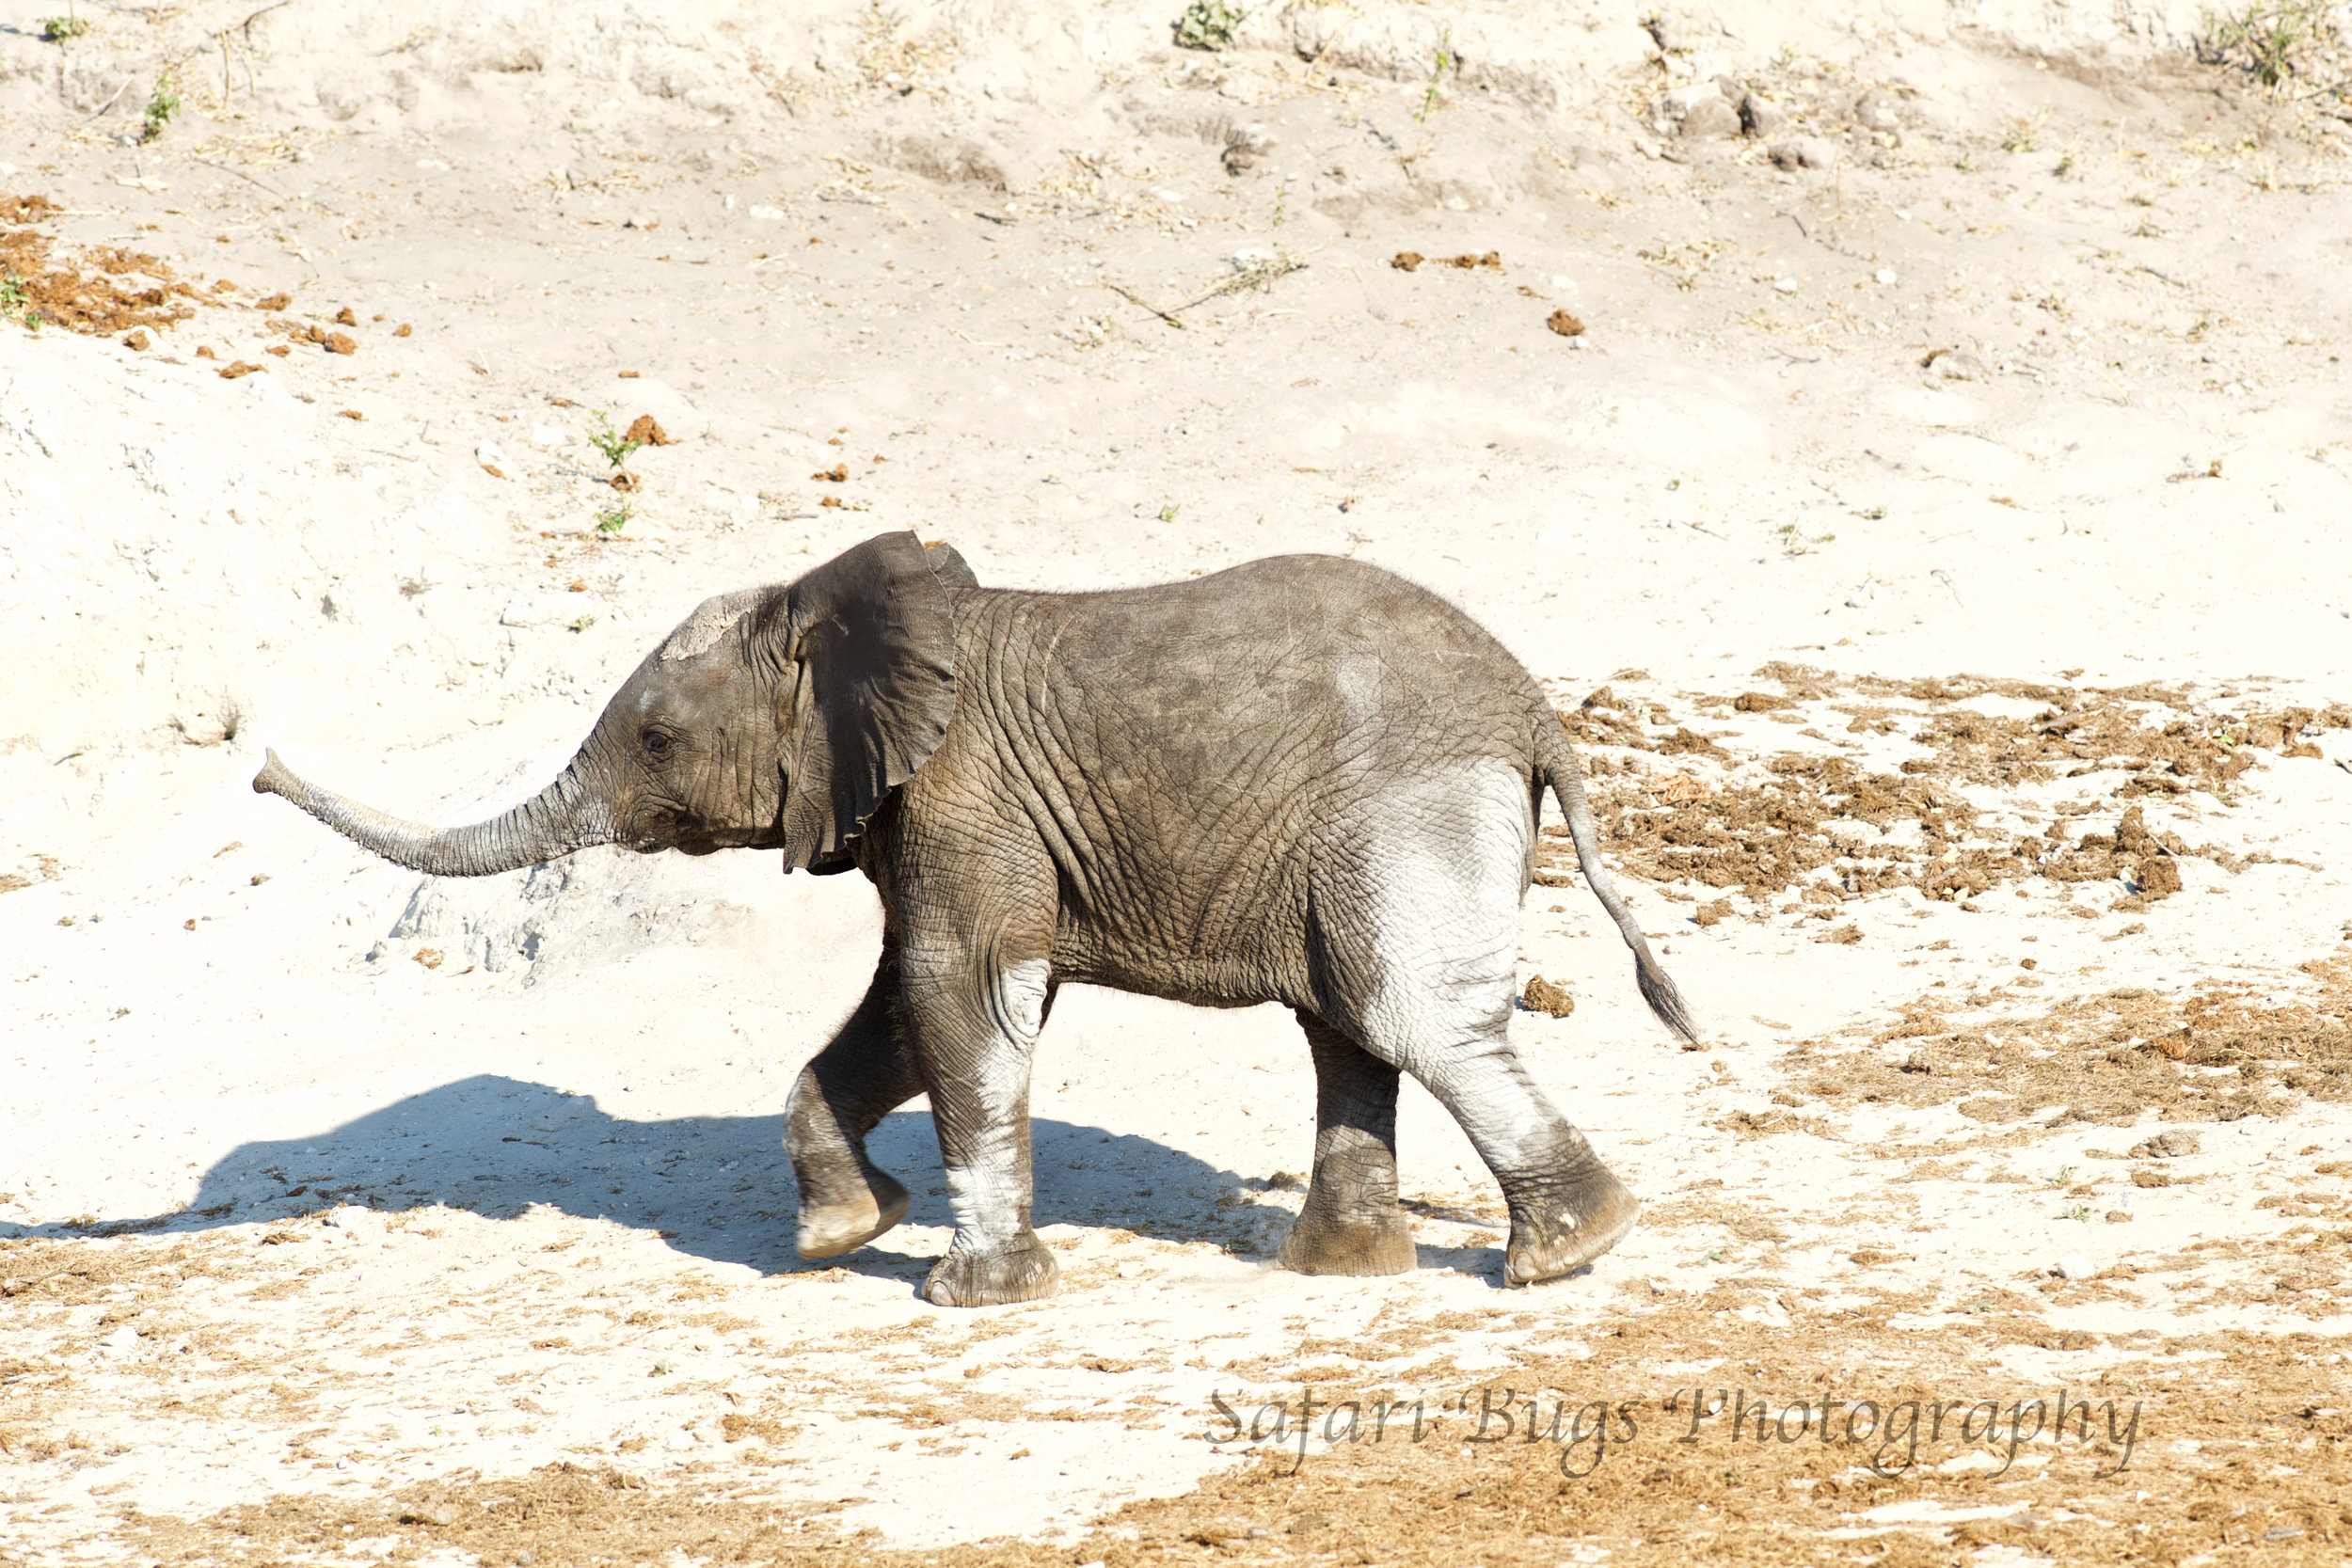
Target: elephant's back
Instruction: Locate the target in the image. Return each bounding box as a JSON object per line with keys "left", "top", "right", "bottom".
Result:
{"left": 956, "top": 555, "right": 1546, "bottom": 766}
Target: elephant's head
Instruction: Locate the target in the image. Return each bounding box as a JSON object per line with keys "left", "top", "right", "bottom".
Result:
{"left": 255, "top": 531, "right": 973, "bottom": 877}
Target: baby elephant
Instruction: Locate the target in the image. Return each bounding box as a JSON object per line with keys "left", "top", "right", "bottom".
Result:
{"left": 258, "top": 531, "right": 1695, "bottom": 1305}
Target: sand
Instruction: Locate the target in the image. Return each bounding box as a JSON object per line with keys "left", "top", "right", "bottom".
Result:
{"left": 4, "top": 2, "right": 2352, "bottom": 1562}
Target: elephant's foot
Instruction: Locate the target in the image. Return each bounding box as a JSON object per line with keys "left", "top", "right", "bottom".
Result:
{"left": 1503, "top": 1170, "right": 1640, "bottom": 1286}
{"left": 795, "top": 1169, "right": 911, "bottom": 1259}
{"left": 923, "top": 1232, "right": 1060, "bottom": 1307}
{"left": 1279, "top": 1206, "right": 1416, "bottom": 1276}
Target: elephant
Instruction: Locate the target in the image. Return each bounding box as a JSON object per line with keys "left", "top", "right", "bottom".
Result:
{"left": 255, "top": 531, "right": 1695, "bottom": 1307}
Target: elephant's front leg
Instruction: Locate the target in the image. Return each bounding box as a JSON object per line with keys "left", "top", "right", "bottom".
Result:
{"left": 904, "top": 947, "right": 1059, "bottom": 1307}
{"left": 786, "top": 943, "right": 924, "bottom": 1259}
{"left": 1279, "top": 1014, "right": 1416, "bottom": 1276}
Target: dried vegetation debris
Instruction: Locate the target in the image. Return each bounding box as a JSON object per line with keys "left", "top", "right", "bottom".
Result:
{"left": 1545, "top": 666, "right": 2348, "bottom": 906}
{"left": 1779, "top": 954, "right": 2352, "bottom": 1131}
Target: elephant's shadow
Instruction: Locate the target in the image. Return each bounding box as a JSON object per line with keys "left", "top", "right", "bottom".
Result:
{"left": 63, "top": 1075, "right": 1301, "bottom": 1282}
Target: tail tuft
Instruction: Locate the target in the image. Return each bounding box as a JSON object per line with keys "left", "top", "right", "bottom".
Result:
{"left": 1636, "top": 956, "right": 1700, "bottom": 1046}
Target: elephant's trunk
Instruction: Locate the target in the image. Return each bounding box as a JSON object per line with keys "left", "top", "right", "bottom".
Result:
{"left": 252, "top": 748, "right": 613, "bottom": 877}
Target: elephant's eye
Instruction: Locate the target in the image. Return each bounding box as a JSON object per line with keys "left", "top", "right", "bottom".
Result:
{"left": 643, "top": 730, "right": 673, "bottom": 756}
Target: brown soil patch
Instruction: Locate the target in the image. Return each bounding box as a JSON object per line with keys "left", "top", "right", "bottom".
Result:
{"left": 1780, "top": 956, "right": 2352, "bottom": 1132}
{"left": 1, "top": 227, "right": 208, "bottom": 337}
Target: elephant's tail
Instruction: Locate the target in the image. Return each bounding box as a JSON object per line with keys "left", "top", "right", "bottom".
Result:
{"left": 1534, "top": 717, "right": 1700, "bottom": 1045}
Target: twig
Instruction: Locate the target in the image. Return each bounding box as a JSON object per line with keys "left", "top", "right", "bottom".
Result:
{"left": 1101, "top": 280, "right": 1184, "bottom": 329}
{"left": 192, "top": 156, "right": 291, "bottom": 200}
{"left": 2135, "top": 263, "right": 2185, "bottom": 288}
{"left": 232, "top": 0, "right": 296, "bottom": 40}
{"left": 1168, "top": 255, "right": 1308, "bottom": 314}
{"left": 950, "top": 328, "right": 1012, "bottom": 348}
{"left": 82, "top": 77, "right": 132, "bottom": 121}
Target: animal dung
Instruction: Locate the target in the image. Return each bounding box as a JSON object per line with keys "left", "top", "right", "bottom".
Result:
{"left": 1521, "top": 975, "right": 1576, "bottom": 1018}
{"left": 624, "top": 415, "right": 673, "bottom": 447}
{"left": 334, "top": 307, "right": 358, "bottom": 325}
{"left": 1391, "top": 250, "right": 1503, "bottom": 274}
{"left": 254, "top": 292, "right": 292, "bottom": 311}
{"left": 610, "top": 472, "right": 640, "bottom": 492}
{"left": 392, "top": 324, "right": 413, "bottom": 337}
{"left": 217, "top": 360, "right": 262, "bottom": 379}
{"left": 121, "top": 328, "right": 150, "bottom": 350}
{"left": 813, "top": 464, "right": 849, "bottom": 483}
{"left": 325, "top": 331, "right": 357, "bottom": 356}
{"left": 1547, "top": 309, "right": 1586, "bottom": 338}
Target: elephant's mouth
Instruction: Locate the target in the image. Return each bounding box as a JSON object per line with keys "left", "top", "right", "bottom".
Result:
{"left": 623, "top": 806, "right": 782, "bottom": 858}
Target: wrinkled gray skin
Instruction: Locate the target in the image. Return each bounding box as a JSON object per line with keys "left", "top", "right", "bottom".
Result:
{"left": 257, "top": 531, "right": 1695, "bottom": 1307}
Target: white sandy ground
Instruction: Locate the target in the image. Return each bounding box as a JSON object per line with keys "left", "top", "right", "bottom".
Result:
{"left": 3, "top": 0, "right": 2352, "bottom": 1560}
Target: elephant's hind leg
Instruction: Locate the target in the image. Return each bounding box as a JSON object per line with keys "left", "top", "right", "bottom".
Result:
{"left": 1279, "top": 1014, "right": 1416, "bottom": 1277}
{"left": 786, "top": 944, "right": 922, "bottom": 1259}
{"left": 1317, "top": 763, "right": 1640, "bottom": 1286}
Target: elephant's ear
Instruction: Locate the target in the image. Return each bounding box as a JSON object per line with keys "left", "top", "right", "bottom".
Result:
{"left": 772, "top": 531, "right": 960, "bottom": 872}
{"left": 923, "top": 541, "right": 979, "bottom": 590}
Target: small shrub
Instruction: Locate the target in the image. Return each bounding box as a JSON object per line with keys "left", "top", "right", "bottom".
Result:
{"left": 1174, "top": 0, "right": 1247, "bottom": 52}
{"left": 41, "top": 15, "right": 89, "bottom": 41}
{"left": 141, "top": 69, "right": 179, "bottom": 143}
{"left": 1415, "top": 27, "right": 1454, "bottom": 122}
{"left": 586, "top": 410, "right": 644, "bottom": 472}
{"left": 2199, "top": 0, "right": 2340, "bottom": 86}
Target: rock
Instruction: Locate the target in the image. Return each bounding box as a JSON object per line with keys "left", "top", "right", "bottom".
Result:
{"left": 475, "top": 438, "right": 507, "bottom": 468}
{"left": 1222, "top": 122, "right": 1275, "bottom": 175}
{"left": 1645, "top": 11, "right": 1696, "bottom": 53}
{"left": 1852, "top": 90, "right": 1903, "bottom": 133}
{"left": 1521, "top": 975, "right": 1576, "bottom": 1018}
{"left": 2130, "top": 1130, "right": 2201, "bottom": 1159}
{"left": 1770, "top": 137, "right": 1837, "bottom": 170}
{"left": 1874, "top": 267, "right": 1898, "bottom": 285}
{"left": 399, "top": 1497, "right": 456, "bottom": 1527}
{"left": 100, "top": 1323, "right": 140, "bottom": 1354}
{"left": 1679, "top": 95, "right": 1740, "bottom": 140}
{"left": 326, "top": 1205, "right": 382, "bottom": 1242}
{"left": 2056, "top": 1253, "right": 2095, "bottom": 1281}
{"left": 1740, "top": 92, "right": 1783, "bottom": 137}
{"left": 1926, "top": 348, "right": 1989, "bottom": 381}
